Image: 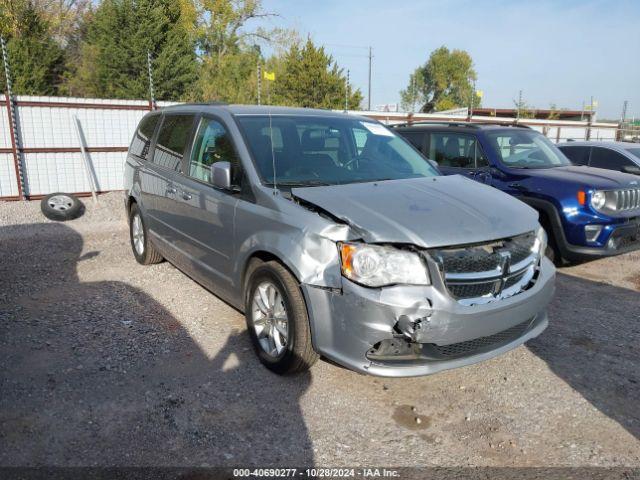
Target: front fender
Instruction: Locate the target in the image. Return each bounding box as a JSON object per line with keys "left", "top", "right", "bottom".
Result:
{"left": 232, "top": 198, "right": 352, "bottom": 294}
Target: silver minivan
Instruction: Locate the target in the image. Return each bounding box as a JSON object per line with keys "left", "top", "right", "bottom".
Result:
{"left": 124, "top": 104, "right": 556, "bottom": 377}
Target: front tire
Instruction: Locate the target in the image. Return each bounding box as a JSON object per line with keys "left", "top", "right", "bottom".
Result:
{"left": 244, "top": 259, "right": 318, "bottom": 374}
{"left": 129, "top": 203, "right": 163, "bottom": 265}
{"left": 539, "top": 216, "right": 564, "bottom": 266}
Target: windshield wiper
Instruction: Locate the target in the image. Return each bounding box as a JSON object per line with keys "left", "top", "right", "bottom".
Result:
{"left": 265, "top": 180, "right": 335, "bottom": 187}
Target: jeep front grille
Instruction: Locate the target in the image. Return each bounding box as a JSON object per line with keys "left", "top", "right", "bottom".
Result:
{"left": 613, "top": 188, "right": 640, "bottom": 211}
{"left": 430, "top": 232, "right": 539, "bottom": 306}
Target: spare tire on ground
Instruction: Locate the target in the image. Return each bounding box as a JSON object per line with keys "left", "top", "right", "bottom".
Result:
{"left": 40, "top": 193, "right": 85, "bottom": 221}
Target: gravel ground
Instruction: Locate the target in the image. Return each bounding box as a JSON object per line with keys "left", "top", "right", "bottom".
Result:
{"left": 0, "top": 192, "right": 639, "bottom": 470}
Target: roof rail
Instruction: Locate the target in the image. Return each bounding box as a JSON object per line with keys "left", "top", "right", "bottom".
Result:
{"left": 390, "top": 120, "right": 532, "bottom": 129}
{"left": 163, "top": 101, "right": 228, "bottom": 109}
{"left": 390, "top": 121, "right": 480, "bottom": 129}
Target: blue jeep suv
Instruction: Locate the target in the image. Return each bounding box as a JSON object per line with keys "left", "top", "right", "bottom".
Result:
{"left": 394, "top": 122, "right": 640, "bottom": 263}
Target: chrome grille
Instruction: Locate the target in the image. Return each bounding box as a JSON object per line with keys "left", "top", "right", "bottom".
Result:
{"left": 612, "top": 188, "right": 640, "bottom": 211}
{"left": 430, "top": 232, "right": 539, "bottom": 305}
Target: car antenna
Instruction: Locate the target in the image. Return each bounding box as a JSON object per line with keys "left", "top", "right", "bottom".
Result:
{"left": 269, "top": 107, "right": 277, "bottom": 195}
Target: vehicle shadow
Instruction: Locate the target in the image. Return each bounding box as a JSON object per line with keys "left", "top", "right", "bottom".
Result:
{"left": 0, "top": 223, "right": 314, "bottom": 466}
{"left": 527, "top": 272, "right": 639, "bottom": 440}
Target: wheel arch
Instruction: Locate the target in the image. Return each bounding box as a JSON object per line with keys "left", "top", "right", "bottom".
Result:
{"left": 241, "top": 250, "right": 301, "bottom": 304}
{"left": 518, "top": 196, "right": 568, "bottom": 254}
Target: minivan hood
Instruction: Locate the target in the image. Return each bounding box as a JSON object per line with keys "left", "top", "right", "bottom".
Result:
{"left": 522, "top": 165, "right": 640, "bottom": 189}
{"left": 291, "top": 176, "right": 537, "bottom": 248}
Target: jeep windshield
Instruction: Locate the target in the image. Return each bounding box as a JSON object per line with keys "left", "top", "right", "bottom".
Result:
{"left": 487, "top": 130, "right": 571, "bottom": 169}
{"left": 235, "top": 115, "right": 439, "bottom": 186}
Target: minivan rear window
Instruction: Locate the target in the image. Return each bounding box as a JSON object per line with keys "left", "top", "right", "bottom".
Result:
{"left": 152, "top": 115, "right": 195, "bottom": 171}
{"left": 130, "top": 114, "right": 159, "bottom": 161}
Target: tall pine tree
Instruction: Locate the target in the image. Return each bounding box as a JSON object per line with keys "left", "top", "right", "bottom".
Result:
{"left": 272, "top": 39, "right": 362, "bottom": 110}
{"left": 0, "top": 2, "right": 66, "bottom": 95}
{"left": 65, "top": 0, "right": 197, "bottom": 100}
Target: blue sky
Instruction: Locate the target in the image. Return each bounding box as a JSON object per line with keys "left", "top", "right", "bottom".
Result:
{"left": 261, "top": 0, "right": 640, "bottom": 119}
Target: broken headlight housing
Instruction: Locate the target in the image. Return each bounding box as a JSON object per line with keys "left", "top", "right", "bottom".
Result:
{"left": 339, "top": 242, "right": 430, "bottom": 287}
{"left": 532, "top": 225, "right": 548, "bottom": 258}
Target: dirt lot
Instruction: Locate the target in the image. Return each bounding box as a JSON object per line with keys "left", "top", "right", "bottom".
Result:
{"left": 1, "top": 193, "right": 639, "bottom": 470}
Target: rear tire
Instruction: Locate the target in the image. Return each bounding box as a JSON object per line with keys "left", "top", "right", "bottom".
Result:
{"left": 129, "top": 203, "right": 163, "bottom": 265}
{"left": 244, "top": 259, "right": 318, "bottom": 374}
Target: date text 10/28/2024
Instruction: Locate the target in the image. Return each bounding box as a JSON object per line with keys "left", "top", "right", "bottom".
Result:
{"left": 233, "top": 468, "right": 400, "bottom": 478}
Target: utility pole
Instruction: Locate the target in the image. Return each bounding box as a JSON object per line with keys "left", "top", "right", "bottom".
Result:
{"left": 587, "top": 95, "right": 594, "bottom": 140}
{"left": 344, "top": 69, "right": 350, "bottom": 112}
{"left": 516, "top": 90, "right": 522, "bottom": 123}
{"left": 411, "top": 75, "right": 416, "bottom": 113}
{"left": 257, "top": 61, "right": 262, "bottom": 106}
{"left": 621, "top": 100, "right": 628, "bottom": 123}
{"left": 146, "top": 50, "right": 156, "bottom": 110}
{"left": 618, "top": 100, "right": 629, "bottom": 141}
{"left": 367, "top": 46, "right": 372, "bottom": 111}
{"left": 469, "top": 80, "right": 477, "bottom": 120}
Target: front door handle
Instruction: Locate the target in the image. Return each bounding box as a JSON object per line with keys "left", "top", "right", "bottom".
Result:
{"left": 181, "top": 192, "right": 192, "bottom": 201}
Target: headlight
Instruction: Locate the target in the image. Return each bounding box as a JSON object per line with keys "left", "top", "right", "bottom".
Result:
{"left": 591, "top": 190, "right": 606, "bottom": 210}
{"left": 339, "top": 243, "right": 430, "bottom": 287}
{"left": 532, "top": 225, "right": 548, "bottom": 258}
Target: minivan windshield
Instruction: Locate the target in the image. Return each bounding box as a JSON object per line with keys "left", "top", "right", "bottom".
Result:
{"left": 235, "top": 115, "right": 439, "bottom": 186}
{"left": 487, "top": 130, "right": 571, "bottom": 169}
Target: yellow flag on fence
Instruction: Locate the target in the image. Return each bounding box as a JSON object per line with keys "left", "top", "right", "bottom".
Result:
{"left": 263, "top": 71, "right": 275, "bottom": 81}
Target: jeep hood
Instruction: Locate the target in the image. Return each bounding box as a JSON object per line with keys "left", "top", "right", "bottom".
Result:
{"left": 291, "top": 175, "right": 538, "bottom": 248}
{"left": 523, "top": 165, "right": 640, "bottom": 189}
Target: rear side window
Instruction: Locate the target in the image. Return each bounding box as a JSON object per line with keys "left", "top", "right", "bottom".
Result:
{"left": 427, "top": 132, "right": 487, "bottom": 169}
{"left": 152, "top": 115, "right": 195, "bottom": 171}
{"left": 590, "top": 147, "right": 633, "bottom": 171}
{"left": 130, "top": 114, "right": 159, "bottom": 160}
{"left": 560, "top": 146, "right": 590, "bottom": 165}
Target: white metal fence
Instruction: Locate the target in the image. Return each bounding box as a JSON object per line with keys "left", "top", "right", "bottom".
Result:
{"left": 0, "top": 95, "right": 175, "bottom": 200}
{"left": 0, "top": 95, "right": 625, "bottom": 200}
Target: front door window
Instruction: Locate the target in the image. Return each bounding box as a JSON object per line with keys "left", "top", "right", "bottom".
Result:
{"left": 189, "top": 117, "right": 241, "bottom": 185}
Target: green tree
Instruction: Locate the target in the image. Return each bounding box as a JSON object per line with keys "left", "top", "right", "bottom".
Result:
{"left": 193, "top": 0, "right": 276, "bottom": 103}
{"left": 271, "top": 38, "right": 362, "bottom": 109}
{"left": 0, "top": 1, "right": 66, "bottom": 95}
{"left": 65, "top": 0, "right": 198, "bottom": 100}
{"left": 400, "top": 46, "right": 478, "bottom": 113}
{"left": 514, "top": 96, "right": 535, "bottom": 119}
{"left": 547, "top": 103, "right": 560, "bottom": 120}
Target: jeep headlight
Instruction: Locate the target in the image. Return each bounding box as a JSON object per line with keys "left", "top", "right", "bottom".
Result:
{"left": 339, "top": 243, "right": 430, "bottom": 287}
{"left": 532, "top": 225, "right": 548, "bottom": 258}
{"left": 591, "top": 190, "right": 606, "bottom": 210}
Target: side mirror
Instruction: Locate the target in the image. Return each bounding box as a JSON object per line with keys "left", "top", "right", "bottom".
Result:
{"left": 211, "top": 161, "right": 231, "bottom": 189}
{"left": 622, "top": 165, "right": 640, "bottom": 175}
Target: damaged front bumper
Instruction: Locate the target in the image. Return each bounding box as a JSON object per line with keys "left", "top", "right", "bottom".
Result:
{"left": 302, "top": 256, "right": 555, "bottom": 377}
